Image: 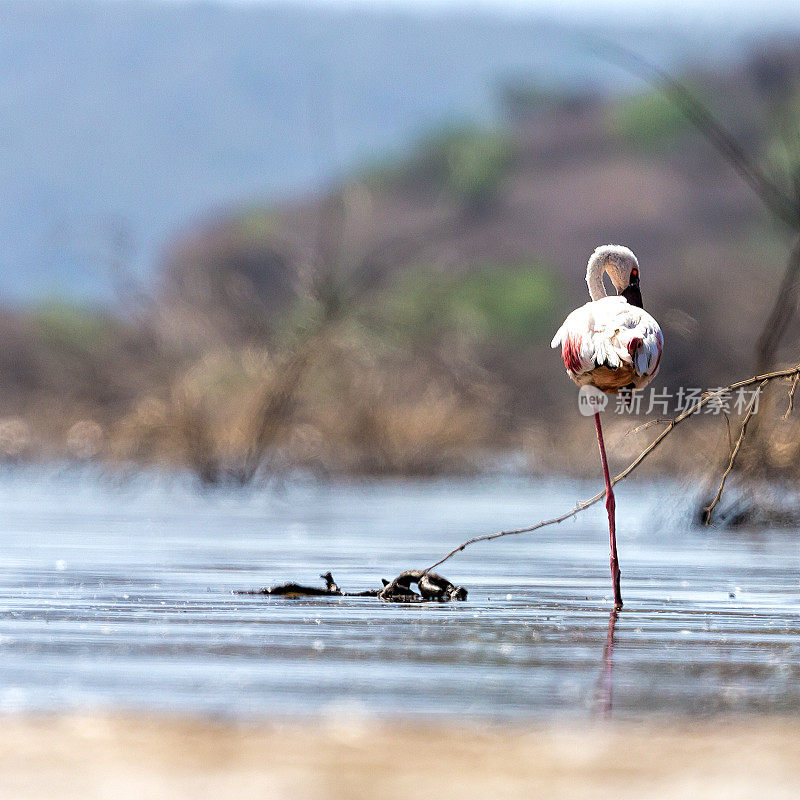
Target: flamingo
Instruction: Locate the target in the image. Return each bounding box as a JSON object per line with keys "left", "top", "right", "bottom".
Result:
{"left": 551, "top": 245, "right": 663, "bottom": 609}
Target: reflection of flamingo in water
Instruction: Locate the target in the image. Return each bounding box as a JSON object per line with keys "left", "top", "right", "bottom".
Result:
{"left": 597, "top": 610, "right": 619, "bottom": 717}
{"left": 551, "top": 246, "right": 663, "bottom": 608}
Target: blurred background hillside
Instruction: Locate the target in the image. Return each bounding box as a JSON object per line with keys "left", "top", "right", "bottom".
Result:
{"left": 3, "top": 0, "right": 800, "bottom": 480}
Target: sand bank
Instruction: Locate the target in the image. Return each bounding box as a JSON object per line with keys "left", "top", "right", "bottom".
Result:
{"left": 0, "top": 715, "right": 798, "bottom": 799}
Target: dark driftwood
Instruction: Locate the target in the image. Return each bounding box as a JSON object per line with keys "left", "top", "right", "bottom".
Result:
{"left": 236, "top": 571, "right": 467, "bottom": 603}
{"left": 377, "top": 570, "right": 468, "bottom": 602}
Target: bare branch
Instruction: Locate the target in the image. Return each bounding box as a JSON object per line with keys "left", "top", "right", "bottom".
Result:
{"left": 702, "top": 380, "right": 768, "bottom": 523}
{"left": 624, "top": 418, "right": 669, "bottom": 436}
{"left": 754, "top": 238, "right": 800, "bottom": 373}
{"left": 722, "top": 411, "right": 734, "bottom": 456}
{"left": 424, "top": 363, "right": 800, "bottom": 574}
{"left": 238, "top": 336, "right": 321, "bottom": 484}
{"left": 785, "top": 373, "right": 800, "bottom": 419}
{"left": 588, "top": 39, "right": 799, "bottom": 229}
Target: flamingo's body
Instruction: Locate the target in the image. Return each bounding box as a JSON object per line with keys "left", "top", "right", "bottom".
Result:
{"left": 551, "top": 251, "right": 663, "bottom": 393}
{"left": 551, "top": 245, "right": 663, "bottom": 609}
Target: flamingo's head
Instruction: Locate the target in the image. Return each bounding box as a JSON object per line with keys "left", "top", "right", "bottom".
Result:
{"left": 586, "top": 244, "right": 640, "bottom": 299}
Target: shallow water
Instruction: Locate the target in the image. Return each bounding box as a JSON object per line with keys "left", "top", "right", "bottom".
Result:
{"left": 0, "top": 468, "right": 798, "bottom": 720}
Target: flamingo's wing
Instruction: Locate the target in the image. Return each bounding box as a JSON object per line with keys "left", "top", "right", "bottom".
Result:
{"left": 550, "top": 303, "right": 600, "bottom": 376}
{"left": 551, "top": 297, "right": 662, "bottom": 380}
{"left": 613, "top": 309, "right": 663, "bottom": 377}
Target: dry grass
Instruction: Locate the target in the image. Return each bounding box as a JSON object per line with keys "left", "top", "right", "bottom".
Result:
{"left": 95, "top": 327, "right": 499, "bottom": 480}
{"left": 7, "top": 325, "right": 800, "bottom": 484}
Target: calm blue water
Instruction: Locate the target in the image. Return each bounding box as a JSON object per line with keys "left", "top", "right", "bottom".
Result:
{"left": 0, "top": 468, "right": 798, "bottom": 719}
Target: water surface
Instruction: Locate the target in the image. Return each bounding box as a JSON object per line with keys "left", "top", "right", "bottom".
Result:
{"left": 0, "top": 469, "right": 798, "bottom": 719}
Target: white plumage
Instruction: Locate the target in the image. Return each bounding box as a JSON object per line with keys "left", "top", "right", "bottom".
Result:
{"left": 551, "top": 245, "right": 663, "bottom": 393}
{"left": 551, "top": 295, "right": 662, "bottom": 390}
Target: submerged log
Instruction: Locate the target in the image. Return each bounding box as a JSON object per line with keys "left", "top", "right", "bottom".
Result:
{"left": 236, "top": 571, "right": 341, "bottom": 596}
{"left": 236, "top": 571, "right": 467, "bottom": 602}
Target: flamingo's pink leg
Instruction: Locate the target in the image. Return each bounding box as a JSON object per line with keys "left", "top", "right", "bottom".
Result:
{"left": 594, "top": 411, "right": 623, "bottom": 609}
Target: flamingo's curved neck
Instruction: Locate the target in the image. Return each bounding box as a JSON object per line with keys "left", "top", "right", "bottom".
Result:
{"left": 586, "top": 254, "right": 607, "bottom": 301}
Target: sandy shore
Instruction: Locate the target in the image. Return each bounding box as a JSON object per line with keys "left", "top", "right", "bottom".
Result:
{"left": 0, "top": 715, "right": 798, "bottom": 799}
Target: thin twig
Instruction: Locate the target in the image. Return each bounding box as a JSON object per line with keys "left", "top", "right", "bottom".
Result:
{"left": 423, "top": 363, "right": 800, "bottom": 574}
{"left": 722, "top": 411, "right": 734, "bottom": 456}
{"left": 754, "top": 238, "right": 800, "bottom": 373}
{"left": 702, "top": 380, "right": 768, "bottom": 523}
{"left": 784, "top": 373, "right": 800, "bottom": 419}
{"left": 624, "top": 418, "right": 670, "bottom": 436}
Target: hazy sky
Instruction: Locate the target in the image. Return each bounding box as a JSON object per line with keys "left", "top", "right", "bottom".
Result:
{"left": 210, "top": 0, "right": 800, "bottom": 28}
{"left": 141, "top": 0, "right": 800, "bottom": 32}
